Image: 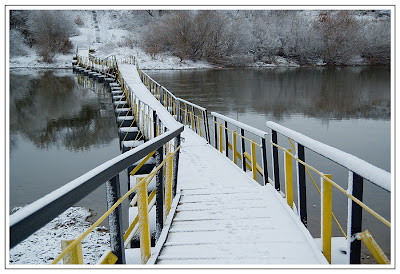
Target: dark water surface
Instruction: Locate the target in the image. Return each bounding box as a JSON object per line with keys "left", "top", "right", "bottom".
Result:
{"left": 9, "top": 69, "right": 122, "bottom": 218}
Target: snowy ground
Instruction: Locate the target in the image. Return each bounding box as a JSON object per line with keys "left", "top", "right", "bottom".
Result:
{"left": 9, "top": 10, "right": 217, "bottom": 70}
{"left": 9, "top": 207, "right": 110, "bottom": 265}
{"left": 9, "top": 10, "right": 308, "bottom": 70}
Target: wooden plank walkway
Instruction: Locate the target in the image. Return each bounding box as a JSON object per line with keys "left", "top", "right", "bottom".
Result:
{"left": 151, "top": 127, "right": 328, "bottom": 264}
{"left": 117, "top": 63, "right": 327, "bottom": 265}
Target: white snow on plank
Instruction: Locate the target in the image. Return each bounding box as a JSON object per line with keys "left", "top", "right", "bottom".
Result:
{"left": 148, "top": 127, "right": 328, "bottom": 265}
{"left": 118, "top": 64, "right": 181, "bottom": 131}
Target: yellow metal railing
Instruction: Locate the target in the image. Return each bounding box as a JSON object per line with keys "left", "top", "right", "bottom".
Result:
{"left": 271, "top": 141, "right": 390, "bottom": 264}
{"left": 51, "top": 145, "right": 180, "bottom": 265}
{"left": 210, "top": 114, "right": 269, "bottom": 186}
{"left": 136, "top": 69, "right": 211, "bottom": 143}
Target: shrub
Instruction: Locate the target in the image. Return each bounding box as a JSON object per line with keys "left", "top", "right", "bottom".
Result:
{"left": 314, "top": 11, "right": 362, "bottom": 65}
{"left": 27, "top": 10, "right": 75, "bottom": 62}
{"left": 10, "top": 29, "right": 30, "bottom": 56}
{"left": 141, "top": 11, "right": 247, "bottom": 65}
{"left": 74, "top": 15, "right": 84, "bottom": 26}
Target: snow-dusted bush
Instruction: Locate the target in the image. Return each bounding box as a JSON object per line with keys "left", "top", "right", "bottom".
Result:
{"left": 117, "top": 36, "right": 138, "bottom": 49}
{"left": 9, "top": 29, "right": 30, "bottom": 56}
{"left": 141, "top": 10, "right": 250, "bottom": 65}
{"left": 358, "top": 17, "right": 391, "bottom": 65}
{"left": 27, "top": 10, "right": 76, "bottom": 62}
{"left": 314, "top": 11, "right": 363, "bottom": 65}
{"left": 74, "top": 15, "right": 84, "bottom": 27}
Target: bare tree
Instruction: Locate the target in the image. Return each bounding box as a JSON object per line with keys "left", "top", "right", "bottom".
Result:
{"left": 27, "top": 10, "right": 76, "bottom": 62}
{"left": 315, "top": 10, "right": 362, "bottom": 65}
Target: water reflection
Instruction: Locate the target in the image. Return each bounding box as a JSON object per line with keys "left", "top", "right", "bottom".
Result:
{"left": 9, "top": 69, "right": 121, "bottom": 214}
{"left": 9, "top": 70, "right": 117, "bottom": 152}
{"left": 147, "top": 66, "right": 390, "bottom": 121}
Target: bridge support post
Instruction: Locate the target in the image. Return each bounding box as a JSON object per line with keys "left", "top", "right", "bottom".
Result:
{"left": 261, "top": 137, "right": 269, "bottom": 186}
{"left": 172, "top": 135, "right": 181, "bottom": 198}
{"left": 203, "top": 110, "right": 211, "bottom": 144}
{"left": 155, "top": 146, "right": 164, "bottom": 241}
{"left": 241, "top": 128, "right": 246, "bottom": 172}
{"left": 347, "top": 172, "right": 364, "bottom": 264}
{"left": 297, "top": 143, "right": 307, "bottom": 227}
{"left": 106, "top": 175, "right": 126, "bottom": 264}
{"left": 271, "top": 130, "right": 280, "bottom": 191}
{"left": 214, "top": 116, "right": 218, "bottom": 150}
{"left": 224, "top": 121, "right": 229, "bottom": 158}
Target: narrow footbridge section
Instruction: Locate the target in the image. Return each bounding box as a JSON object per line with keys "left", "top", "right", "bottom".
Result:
{"left": 9, "top": 52, "right": 391, "bottom": 267}
{"left": 150, "top": 128, "right": 327, "bottom": 264}
{"left": 115, "top": 63, "right": 325, "bottom": 263}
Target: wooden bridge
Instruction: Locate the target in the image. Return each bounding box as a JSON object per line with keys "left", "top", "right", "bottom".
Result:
{"left": 9, "top": 51, "right": 391, "bottom": 266}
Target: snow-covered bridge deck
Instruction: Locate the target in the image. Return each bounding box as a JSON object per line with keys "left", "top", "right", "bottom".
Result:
{"left": 114, "top": 63, "right": 327, "bottom": 265}
{"left": 145, "top": 128, "right": 327, "bottom": 264}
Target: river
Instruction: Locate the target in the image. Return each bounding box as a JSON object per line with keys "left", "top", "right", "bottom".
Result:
{"left": 9, "top": 66, "right": 391, "bottom": 263}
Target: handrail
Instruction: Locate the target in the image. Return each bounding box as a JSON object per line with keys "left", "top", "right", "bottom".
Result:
{"left": 52, "top": 144, "right": 181, "bottom": 264}
{"left": 266, "top": 120, "right": 391, "bottom": 264}
{"left": 10, "top": 125, "right": 184, "bottom": 249}
{"left": 212, "top": 112, "right": 268, "bottom": 138}
{"left": 211, "top": 112, "right": 270, "bottom": 186}
{"left": 266, "top": 121, "right": 390, "bottom": 192}
{"left": 137, "top": 68, "right": 211, "bottom": 143}
{"left": 179, "top": 97, "right": 206, "bottom": 112}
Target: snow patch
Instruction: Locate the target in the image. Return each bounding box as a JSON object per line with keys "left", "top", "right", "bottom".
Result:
{"left": 9, "top": 207, "right": 110, "bottom": 265}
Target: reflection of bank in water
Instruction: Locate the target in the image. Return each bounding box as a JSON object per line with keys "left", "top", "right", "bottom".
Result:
{"left": 9, "top": 69, "right": 122, "bottom": 223}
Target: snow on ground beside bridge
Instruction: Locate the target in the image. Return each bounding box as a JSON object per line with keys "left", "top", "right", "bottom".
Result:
{"left": 9, "top": 207, "right": 110, "bottom": 265}
{"left": 9, "top": 10, "right": 215, "bottom": 70}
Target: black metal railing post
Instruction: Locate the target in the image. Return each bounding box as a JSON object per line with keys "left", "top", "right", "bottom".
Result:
{"left": 203, "top": 110, "right": 211, "bottom": 144}
{"left": 224, "top": 121, "right": 229, "bottom": 158}
{"left": 241, "top": 128, "right": 246, "bottom": 172}
{"left": 297, "top": 143, "right": 307, "bottom": 227}
{"left": 155, "top": 146, "right": 164, "bottom": 240}
{"left": 106, "top": 174, "right": 126, "bottom": 264}
{"left": 349, "top": 172, "right": 364, "bottom": 264}
{"left": 153, "top": 111, "right": 158, "bottom": 139}
{"left": 172, "top": 135, "right": 181, "bottom": 198}
{"left": 271, "top": 130, "right": 280, "bottom": 191}
{"left": 214, "top": 116, "right": 218, "bottom": 150}
{"left": 261, "top": 137, "right": 269, "bottom": 186}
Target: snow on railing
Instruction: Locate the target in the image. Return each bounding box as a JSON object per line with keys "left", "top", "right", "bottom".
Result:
{"left": 137, "top": 69, "right": 211, "bottom": 143}
{"left": 266, "top": 121, "right": 391, "bottom": 264}
{"left": 266, "top": 121, "right": 390, "bottom": 192}
{"left": 211, "top": 112, "right": 270, "bottom": 186}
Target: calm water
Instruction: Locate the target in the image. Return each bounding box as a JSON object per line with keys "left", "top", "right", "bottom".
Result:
{"left": 9, "top": 66, "right": 391, "bottom": 261}
{"left": 145, "top": 66, "right": 391, "bottom": 260}
{"left": 9, "top": 69, "right": 123, "bottom": 219}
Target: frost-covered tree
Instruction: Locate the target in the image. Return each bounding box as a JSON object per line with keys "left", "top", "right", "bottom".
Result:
{"left": 9, "top": 29, "right": 30, "bottom": 56}
{"left": 358, "top": 16, "right": 391, "bottom": 65}
{"left": 314, "top": 10, "right": 363, "bottom": 65}
{"left": 27, "top": 10, "right": 76, "bottom": 62}
{"left": 141, "top": 10, "right": 250, "bottom": 65}
{"left": 139, "top": 9, "right": 389, "bottom": 66}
